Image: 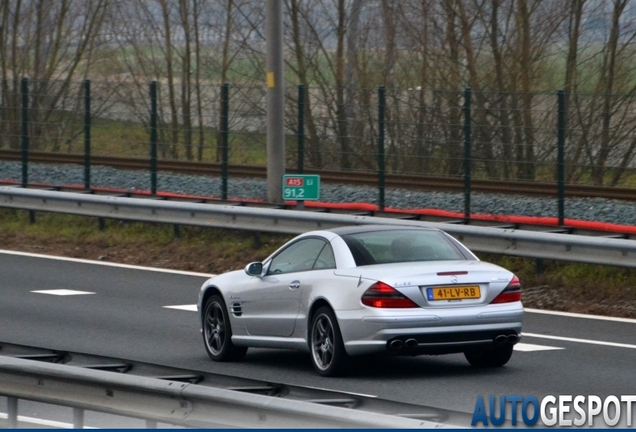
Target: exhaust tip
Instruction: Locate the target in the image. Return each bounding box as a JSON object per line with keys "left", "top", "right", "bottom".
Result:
{"left": 389, "top": 339, "right": 404, "bottom": 350}
{"left": 494, "top": 335, "right": 508, "bottom": 345}
{"left": 404, "top": 338, "right": 418, "bottom": 348}
{"left": 507, "top": 334, "right": 519, "bottom": 344}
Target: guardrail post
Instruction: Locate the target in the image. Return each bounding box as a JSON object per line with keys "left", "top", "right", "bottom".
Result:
{"left": 7, "top": 397, "right": 18, "bottom": 428}
{"left": 221, "top": 83, "right": 229, "bottom": 201}
{"left": 21, "top": 77, "right": 29, "bottom": 188}
{"left": 464, "top": 87, "right": 472, "bottom": 221}
{"left": 536, "top": 258, "right": 544, "bottom": 276}
{"left": 150, "top": 81, "right": 158, "bottom": 195}
{"left": 557, "top": 90, "right": 566, "bottom": 226}
{"left": 84, "top": 79, "right": 91, "bottom": 190}
{"left": 73, "top": 407, "right": 84, "bottom": 428}
{"left": 297, "top": 84, "right": 305, "bottom": 174}
{"left": 378, "top": 86, "right": 386, "bottom": 212}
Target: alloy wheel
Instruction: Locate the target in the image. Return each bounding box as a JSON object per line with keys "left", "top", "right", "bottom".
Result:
{"left": 205, "top": 301, "right": 226, "bottom": 356}
{"left": 311, "top": 313, "right": 335, "bottom": 371}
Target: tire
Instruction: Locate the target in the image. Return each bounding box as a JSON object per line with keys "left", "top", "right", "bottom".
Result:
{"left": 202, "top": 295, "right": 247, "bottom": 362}
{"left": 309, "top": 306, "right": 349, "bottom": 377}
{"left": 464, "top": 345, "right": 513, "bottom": 368}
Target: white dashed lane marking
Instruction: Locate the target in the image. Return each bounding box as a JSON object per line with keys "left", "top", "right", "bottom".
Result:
{"left": 0, "top": 412, "right": 97, "bottom": 429}
{"left": 31, "top": 289, "right": 95, "bottom": 296}
{"left": 164, "top": 304, "right": 198, "bottom": 311}
{"left": 514, "top": 342, "right": 564, "bottom": 352}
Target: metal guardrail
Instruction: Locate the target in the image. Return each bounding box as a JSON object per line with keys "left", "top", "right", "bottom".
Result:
{"left": 1, "top": 186, "right": 636, "bottom": 267}
{"left": 0, "top": 356, "right": 440, "bottom": 428}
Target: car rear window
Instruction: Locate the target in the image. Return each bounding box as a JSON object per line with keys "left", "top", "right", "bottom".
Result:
{"left": 341, "top": 229, "right": 466, "bottom": 266}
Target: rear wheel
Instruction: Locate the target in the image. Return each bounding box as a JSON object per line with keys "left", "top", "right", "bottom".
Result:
{"left": 202, "top": 295, "right": 247, "bottom": 362}
{"left": 309, "top": 307, "right": 348, "bottom": 377}
{"left": 464, "top": 345, "right": 513, "bottom": 368}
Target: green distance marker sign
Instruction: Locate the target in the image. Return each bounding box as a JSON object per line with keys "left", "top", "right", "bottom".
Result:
{"left": 282, "top": 174, "right": 320, "bottom": 200}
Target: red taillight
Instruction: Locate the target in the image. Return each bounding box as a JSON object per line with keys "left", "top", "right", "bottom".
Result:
{"left": 491, "top": 275, "right": 522, "bottom": 304}
{"left": 361, "top": 282, "right": 419, "bottom": 308}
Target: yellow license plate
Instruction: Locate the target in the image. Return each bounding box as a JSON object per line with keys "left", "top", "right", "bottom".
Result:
{"left": 427, "top": 286, "right": 481, "bottom": 301}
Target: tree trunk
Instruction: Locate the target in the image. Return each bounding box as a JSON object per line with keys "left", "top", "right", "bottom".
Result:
{"left": 490, "top": 0, "right": 513, "bottom": 179}
{"left": 159, "top": 0, "right": 180, "bottom": 159}
{"left": 179, "top": 0, "right": 193, "bottom": 161}
{"left": 335, "top": 0, "right": 350, "bottom": 170}
{"left": 289, "top": 0, "right": 322, "bottom": 168}
{"left": 516, "top": 0, "right": 535, "bottom": 180}
{"left": 564, "top": 0, "right": 585, "bottom": 182}
{"left": 593, "top": 0, "right": 627, "bottom": 185}
{"left": 193, "top": 0, "right": 205, "bottom": 161}
{"left": 443, "top": 2, "right": 462, "bottom": 177}
{"left": 217, "top": 0, "right": 233, "bottom": 163}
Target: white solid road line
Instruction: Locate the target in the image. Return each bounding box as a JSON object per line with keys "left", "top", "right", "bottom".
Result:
{"left": 302, "top": 386, "right": 377, "bottom": 398}
{"left": 0, "top": 249, "right": 213, "bottom": 278}
{"left": 525, "top": 307, "right": 636, "bottom": 324}
{"left": 522, "top": 332, "right": 636, "bottom": 350}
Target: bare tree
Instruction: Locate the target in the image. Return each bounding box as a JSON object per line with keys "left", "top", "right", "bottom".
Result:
{"left": 586, "top": 0, "right": 636, "bottom": 185}
{"left": 287, "top": 0, "right": 322, "bottom": 168}
{"left": 0, "top": 0, "right": 109, "bottom": 151}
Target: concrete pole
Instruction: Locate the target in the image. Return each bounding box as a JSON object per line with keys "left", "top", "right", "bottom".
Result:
{"left": 266, "top": 0, "right": 285, "bottom": 203}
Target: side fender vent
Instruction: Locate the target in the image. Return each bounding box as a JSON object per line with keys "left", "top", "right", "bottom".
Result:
{"left": 231, "top": 302, "right": 242, "bottom": 316}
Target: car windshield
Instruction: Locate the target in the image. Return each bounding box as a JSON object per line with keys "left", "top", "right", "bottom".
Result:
{"left": 341, "top": 229, "right": 466, "bottom": 266}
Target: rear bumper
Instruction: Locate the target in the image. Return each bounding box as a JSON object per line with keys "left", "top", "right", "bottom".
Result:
{"left": 338, "top": 303, "right": 524, "bottom": 356}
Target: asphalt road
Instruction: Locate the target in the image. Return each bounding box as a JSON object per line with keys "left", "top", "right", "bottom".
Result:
{"left": 1, "top": 250, "right": 635, "bottom": 425}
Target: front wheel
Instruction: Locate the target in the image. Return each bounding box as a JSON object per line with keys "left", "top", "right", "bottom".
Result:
{"left": 202, "top": 295, "right": 247, "bottom": 362}
{"left": 464, "top": 345, "right": 513, "bottom": 368}
{"left": 309, "top": 307, "right": 348, "bottom": 377}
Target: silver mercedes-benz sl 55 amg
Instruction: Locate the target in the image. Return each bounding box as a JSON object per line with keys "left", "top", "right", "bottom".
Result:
{"left": 197, "top": 225, "right": 523, "bottom": 376}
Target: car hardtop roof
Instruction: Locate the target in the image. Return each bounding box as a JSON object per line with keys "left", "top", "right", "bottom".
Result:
{"left": 326, "top": 224, "right": 441, "bottom": 236}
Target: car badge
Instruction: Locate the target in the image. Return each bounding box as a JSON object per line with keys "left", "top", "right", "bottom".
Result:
{"left": 451, "top": 276, "right": 458, "bottom": 283}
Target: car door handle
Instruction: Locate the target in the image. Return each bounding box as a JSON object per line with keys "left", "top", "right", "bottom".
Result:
{"left": 289, "top": 280, "right": 301, "bottom": 289}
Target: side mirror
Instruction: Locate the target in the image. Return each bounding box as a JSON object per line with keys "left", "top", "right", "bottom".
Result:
{"left": 244, "top": 262, "right": 263, "bottom": 276}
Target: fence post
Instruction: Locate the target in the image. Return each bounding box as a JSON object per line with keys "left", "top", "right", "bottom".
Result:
{"left": 378, "top": 86, "right": 386, "bottom": 212}
{"left": 297, "top": 84, "right": 305, "bottom": 174}
{"left": 150, "top": 81, "right": 158, "bottom": 195}
{"left": 557, "top": 90, "right": 566, "bottom": 226}
{"left": 84, "top": 80, "right": 91, "bottom": 190}
{"left": 463, "top": 87, "right": 472, "bottom": 221}
{"left": 21, "top": 77, "right": 29, "bottom": 188}
{"left": 221, "top": 83, "right": 229, "bottom": 201}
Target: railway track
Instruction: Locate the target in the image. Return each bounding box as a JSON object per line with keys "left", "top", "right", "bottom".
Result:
{"left": 2, "top": 149, "right": 636, "bottom": 202}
